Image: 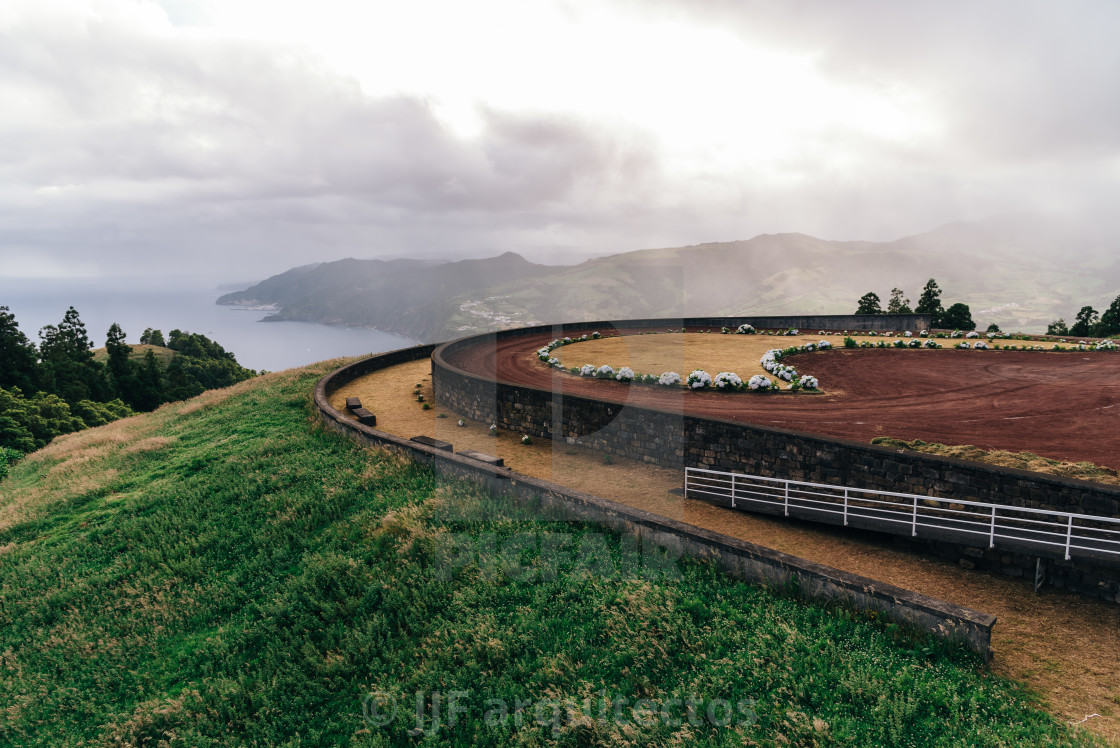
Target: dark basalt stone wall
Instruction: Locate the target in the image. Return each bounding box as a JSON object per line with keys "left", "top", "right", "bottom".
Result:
{"left": 314, "top": 343, "right": 997, "bottom": 658}
{"left": 432, "top": 321, "right": 1120, "bottom": 603}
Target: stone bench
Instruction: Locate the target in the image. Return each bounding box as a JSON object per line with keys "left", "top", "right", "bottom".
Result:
{"left": 351, "top": 407, "right": 377, "bottom": 427}
{"left": 457, "top": 449, "right": 505, "bottom": 467}
{"left": 345, "top": 396, "right": 362, "bottom": 411}
{"left": 410, "top": 435, "right": 453, "bottom": 452}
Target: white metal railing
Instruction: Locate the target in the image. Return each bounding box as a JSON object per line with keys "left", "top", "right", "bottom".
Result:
{"left": 684, "top": 468, "right": 1120, "bottom": 562}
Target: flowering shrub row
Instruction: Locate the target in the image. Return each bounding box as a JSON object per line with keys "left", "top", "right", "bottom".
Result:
{"left": 537, "top": 331, "right": 603, "bottom": 361}
{"left": 845, "top": 337, "right": 944, "bottom": 349}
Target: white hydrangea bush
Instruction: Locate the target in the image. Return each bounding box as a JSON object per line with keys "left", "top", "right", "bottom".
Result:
{"left": 658, "top": 371, "right": 682, "bottom": 386}
{"left": 596, "top": 364, "right": 615, "bottom": 378}
{"left": 747, "top": 374, "right": 772, "bottom": 390}
{"left": 615, "top": 366, "right": 635, "bottom": 382}
{"left": 736, "top": 323, "right": 756, "bottom": 334}
{"left": 580, "top": 364, "right": 595, "bottom": 376}
{"left": 687, "top": 370, "right": 712, "bottom": 389}
{"left": 713, "top": 371, "right": 742, "bottom": 390}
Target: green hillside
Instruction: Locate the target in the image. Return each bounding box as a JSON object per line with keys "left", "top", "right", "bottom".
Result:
{"left": 0, "top": 364, "right": 1099, "bottom": 745}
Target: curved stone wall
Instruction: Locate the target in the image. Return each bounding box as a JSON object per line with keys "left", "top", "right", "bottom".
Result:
{"left": 431, "top": 320, "right": 1120, "bottom": 602}
{"left": 313, "top": 343, "right": 998, "bottom": 657}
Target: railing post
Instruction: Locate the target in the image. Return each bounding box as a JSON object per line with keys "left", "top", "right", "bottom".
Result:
{"left": 843, "top": 489, "right": 849, "bottom": 526}
{"left": 1065, "top": 516, "right": 1073, "bottom": 560}
{"left": 989, "top": 506, "right": 996, "bottom": 548}
{"left": 731, "top": 473, "right": 736, "bottom": 509}
{"left": 912, "top": 496, "right": 918, "bottom": 537}
{"left": 784, "top": 481, "right": 789, "bottom": 517}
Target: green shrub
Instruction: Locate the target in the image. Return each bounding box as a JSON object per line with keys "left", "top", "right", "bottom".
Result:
{"left": 0, "top": 445, "right": 20, "bottom": 480}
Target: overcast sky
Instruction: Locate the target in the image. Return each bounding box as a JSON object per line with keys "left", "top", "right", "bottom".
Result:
{"left": 4, "top": 0, "right": 1120, "bottom": 281}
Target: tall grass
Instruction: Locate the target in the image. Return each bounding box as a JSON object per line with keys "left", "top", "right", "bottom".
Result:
{"left": 0, "top": 362, "right": 1101, "bottom": 746}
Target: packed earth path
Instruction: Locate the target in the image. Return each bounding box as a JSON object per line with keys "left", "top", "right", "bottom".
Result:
{"left": 443, "top": 329, "right": 1120, "bottom": 470}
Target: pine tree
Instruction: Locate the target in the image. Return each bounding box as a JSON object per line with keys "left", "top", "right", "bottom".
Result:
{"left": 0, "top": 306, "right": 40, "bottom": 392}
{"left": 139, "top": 328, "right": 166, "bottom": 346}
{"left": 1069, "top": 306, "right": 1099, "bottom": 337}
{"left": 105, "top": 323, "right": 143, "bottom": 407}
{"left": 1046, "top": 319, "right": 1069, "bottom": 336}
{"left": 134, "top": 349, "right": 166, "bottom": 411}
{"left": 940, "top": 303, "right": 976, "bottom": 331}
{"left": 1098, "top": 295, "right": 1120, "bottom": 337}
{"left": 38, "top": 307, "right": 111, "bottom": 404}
{"left": 855, "top": 291, "right": 883, "bottom": 315}
{"left": 915, "top": 279, "right": 944, "bottom": 327}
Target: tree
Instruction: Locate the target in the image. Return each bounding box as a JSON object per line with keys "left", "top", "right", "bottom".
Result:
{"left": 855, "top": 291, "right": 883, "bottom": 315}
{"left": 1098, "top": 295, "right": 1120, "bottom": 337}
{"left": 1069, "top": 306, "right": 1099, "bottom": 337}
{"left": 886, "top": 288, "right": 912, "bottom": 314}
{"left": 1047, "top": 318, "right": 1069, "bottom": 336}
{"left": 985, "top": 323, "right": 1001, "bottom": 333}
{"left": 105, "top": 323, "right": 143, "bottom": 407}
{"left": 940, "top": 303, "right": 976, "bottom": 331}
{"left": 915, "top": 278, "right": 944, "bottom": 327}
{"left": 0, "top": 386, "right": 87, "bottom": 453}
{"left": 38, "top": 307, "right": 112, "bottom": 404}
{"left": 133, "top": 349, "right": 165, "bottom": 411}
{"left": 0, "top": 306, "right": 40, "bottom": 392}
{"left": 139, "top": 327, "right": 166, "bottom": 346}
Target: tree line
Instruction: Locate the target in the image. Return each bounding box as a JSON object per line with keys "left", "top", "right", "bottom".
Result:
{"left": 855, "top": 279, "right": 978, "bottom": 331}
{"left": 1, "top": 305, "right": 257, "bottom": 456}
{"left": 855, "top": 280, "right": 1120, "bottom": 338}
{"left": 1046, "top": 298, "right": 1120, "bottom": 338}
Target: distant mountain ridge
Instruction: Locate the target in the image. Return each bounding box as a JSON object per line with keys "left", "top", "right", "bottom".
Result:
{"left": 217, "top": 222, "right": 1120, "bottom": 341}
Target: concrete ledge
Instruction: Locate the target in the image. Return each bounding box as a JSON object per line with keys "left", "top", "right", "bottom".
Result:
{"left": 314, "top": 344, "right": 997, "bottom": 660}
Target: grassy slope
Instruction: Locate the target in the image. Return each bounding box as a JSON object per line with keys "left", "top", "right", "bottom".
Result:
{"left": 0, "top": 363, "right": 1102, "bottom": 746}
{"left": 91, "top": 343, "right": 177, "bottom": 366}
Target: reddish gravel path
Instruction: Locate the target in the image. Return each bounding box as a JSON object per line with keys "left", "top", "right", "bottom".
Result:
{"left": 444, "top": 330, "right": 1120, "bottom": 470}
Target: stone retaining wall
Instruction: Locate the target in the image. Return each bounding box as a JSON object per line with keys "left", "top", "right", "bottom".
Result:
{"left": 315, "top": 344, "right": 996, "bottom": 658}
{"left": 431, "top": 322, "right": 1120, "bottom": 604}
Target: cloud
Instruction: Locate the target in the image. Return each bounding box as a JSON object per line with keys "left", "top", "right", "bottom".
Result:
{"left": 2, "top": 0, "right": 1119, "bottom": 280}
{"left": 0, "top": 0, "right": 671, "bottom": 275}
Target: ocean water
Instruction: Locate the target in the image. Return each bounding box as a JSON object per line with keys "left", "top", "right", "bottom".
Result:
{"left": 0, "top": 277, "right": 418, "bottom": 372}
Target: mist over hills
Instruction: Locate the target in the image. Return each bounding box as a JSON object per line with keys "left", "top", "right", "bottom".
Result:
{"left": 218, "top": 221, "right": 1120, "bottom": 342}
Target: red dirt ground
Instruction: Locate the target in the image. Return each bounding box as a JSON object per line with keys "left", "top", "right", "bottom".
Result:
{"left": 444, "top": 329, "right": 1120, "bottom": 470}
